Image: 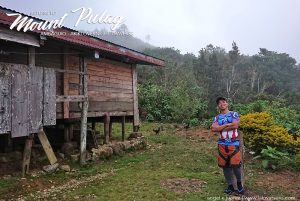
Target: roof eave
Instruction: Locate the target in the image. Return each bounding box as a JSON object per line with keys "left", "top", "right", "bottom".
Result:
{"left": 0, "top": 7, "right": 165, "bottom": 67}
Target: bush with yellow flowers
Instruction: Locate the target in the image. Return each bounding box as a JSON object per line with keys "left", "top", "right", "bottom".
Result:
{"left": 239, "top": 112, "right": 299, "bottom": 154}
{"left": 295, "top": 138, "right": 300, "bottom": 156}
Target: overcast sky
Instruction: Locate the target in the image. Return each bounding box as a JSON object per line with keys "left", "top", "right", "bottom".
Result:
{"left": 1, "top": 0, "right": 300, "bottom": 62}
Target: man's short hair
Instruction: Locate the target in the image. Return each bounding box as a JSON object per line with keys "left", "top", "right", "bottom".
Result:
{"left": 216, "top": 97, "right": 227, "bottom": 105}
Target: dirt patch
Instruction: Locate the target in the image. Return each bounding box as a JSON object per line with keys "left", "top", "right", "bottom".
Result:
{"left": 12, "top": 171, "right": 116, "bottom": 200}
{"left": 160, "top": 178, "right": 207, "bottom": 193}
{"left": 0, "top": 162, "right": 22, "bottom": 176}
{"left": 176, "top": 126, "right": 214, "bottom": 139}
{"left": 0, "top": 176, "right": 58, "bottom": 200}
{"left": 254, "top": 170, "right": 300, "bottom": 198}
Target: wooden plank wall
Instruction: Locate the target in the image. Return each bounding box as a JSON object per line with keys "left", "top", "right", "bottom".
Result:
{"left": 63, "top": 49, "right": 70, "bottom": 119}
{"left": 88, "top": 58, "right": 133, "bottom": 105}
{"left": 43, "top": 68, "right": 57, "bottom": 126}
{"left": 35, "top": 43, "right": 65, "bottom": 119}
{"left": 29, "top": 66, "right": 43, "bottom": 133}
{"left": 11, "top": 65, "right": 30, "bottom": 137}
{"left": 56, "top": 54, "right": 80, "bottom": 118}
{"left": 0, "top": 39, "right": 135, "bottom": 120}
{"left": 35, "top": 44, "right": 64, "bottom": 95}
{"left": 0, "top": 63, "right": 11, "bottom": 133}
{"left": 67, "top": 55, "right": 80, "bottom": 96}
{"left": 66, "top": 58, "right": 134, "bottom": 117}
{"left": 132, "top": 64, "right": 139, "bottom": 127}
{"left": 0, "top": 40, "right": 64, "bottom": 118}
{"left": 0, "top": 62, "right": 56, "bottom": 137}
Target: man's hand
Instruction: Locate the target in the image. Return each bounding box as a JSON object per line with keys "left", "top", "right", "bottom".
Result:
{"left": 211, "top": 122, "right": 230, "bottom": 132}
{"left": 223, "top": 121, "right": 239, "bottom": 131}
{"left": 211, "top": 121, "right": 239, "bottom": 132}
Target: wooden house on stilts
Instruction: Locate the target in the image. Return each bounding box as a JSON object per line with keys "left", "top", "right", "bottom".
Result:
{"left": 0, "top": 6, "right": 164, "bottom": 174}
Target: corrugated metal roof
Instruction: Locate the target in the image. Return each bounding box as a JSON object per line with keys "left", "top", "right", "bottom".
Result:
{"left": 0, "top": 6, "right": 165, "bottom": 66}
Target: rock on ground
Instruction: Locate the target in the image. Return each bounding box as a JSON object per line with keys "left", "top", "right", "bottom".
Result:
{"left": 91, "top": 137, "right": 147, "bottom": 161}
{"left": 61, "top": 142, "right": 78, "bottom": 155}
{"left": 59, "top": 165, "right": 71, "bottom": 172}
{"left": 43, "top": 163, "right": 59, "bottom": 173}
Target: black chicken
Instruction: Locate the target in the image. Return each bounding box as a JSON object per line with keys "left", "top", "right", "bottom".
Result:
{"left": 183, "top": 123, "right": 190, "bottom": 131}
{"left": 153, "top": 126, "right": 161, "bottom": 135}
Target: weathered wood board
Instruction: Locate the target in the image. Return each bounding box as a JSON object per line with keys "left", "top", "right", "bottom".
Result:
{"left": 0, "top": 63, "right": 11, "bottom": 134}
{"left": 69, "top": 101, "right": 133, "bottom": 112}
{"left": 63, "top": 52, "right": 70, "bottom": 119}
{"left": 43, "top": 68, "right": 56, "bottom": 126}
{"left": 132, "top": 65, "right": 139, "bottom": 127}
{"left": 0, "top": 27, "right": 40, "bottom": 47}
{"left": 29, "top": 66, "right": 43, "bottom": 133}
{"left": 22, "top": 134, "right": 34, "bottom": 176}
{"left": 37, "top": 129, "right": 57, "bottom": 165}
{"left": 65, "top": 58, "right": 134, "bottom": 117}
{"left": 11, "top": 65, "right": 29, "bottom": 137}
{"left": 0, "top": 63, "right": 57, "bottom": 137}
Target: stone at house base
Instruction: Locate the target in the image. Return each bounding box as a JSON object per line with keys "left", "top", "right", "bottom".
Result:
{"left": 70, "top": 154, "right": 80, "bottom": 162}
{"left": 91, "top": 137, "right": 147, "bottom": 161}
{"left": 61, "top": 142, "right": 78, "bottom": 155}
{"left": 42, "top": 163, "right": 59, "bottom": 173}
{"left": 59, "top": 164, "right": 71, "bottom": 172}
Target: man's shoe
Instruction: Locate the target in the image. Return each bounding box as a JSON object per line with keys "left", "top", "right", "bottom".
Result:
{"left": 236, "top": 182, "right": 245, "bottom": 194}
{"left": 236, "top": 187, "right": 245, "bottom": 194}
{"left": 224, "top": 185, "right": 235, "bottom": 194}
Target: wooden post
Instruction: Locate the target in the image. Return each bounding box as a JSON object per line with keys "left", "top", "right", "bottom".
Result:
{"left": 4, "top": 134, "right": 13, "bottom": 152}
{"left": 92, "top": 121, "right": 96, "bottom": 131}
{"left": 80, "top": 56, "right": 88, "bottom": 165}
{"left": 64, "top": 124, "right": 70, "bottom": 142}
{"left": 37, "top": 128, "right": 58, "bottom": 165}
{"left": 132, "top": 65, "right": 140, "bottom": 132}
{"left": 22, "top": 46, "right": 35, "bottom": 176}
{"left": 109, "top": 121, "right": 112, "bottom": 139}
{"left": 104, "top": 114, "right": 110, "bottom": 144}
{"left": 22, "top": 134, "right": 34, "bottom": 177}
{"left": 63, "top": 49, "right": 70, "bottom": 119}
{"left": 121, "top": 116, "right": 125, "bottom": 141}
{"left": 69, "top": 124, "right": 74, "bottom": 141}
{"left": 91, "top": 121, "right": 98, "bottom": 148}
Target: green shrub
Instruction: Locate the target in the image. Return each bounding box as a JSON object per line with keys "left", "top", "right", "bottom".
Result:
{"left": 138, "top": 82, "right": 207, "bottom": 125}
{"left": 239, "top": 112, "right": 297, "bottom": 154}
{"left": 232, "top": 100, "right": 269, "bottom": 115}
{"left": 253, "top": 146, "right": 290, "bottom": 170}
{"left": 253, "top": 146, "right": 300, "bottom": 171}
{"left": 138, "top": 83, "right": 172, "bottom": 121}
{"left": 285, "top": 155, "right": 300, "bottom": 171}
{"left": 169, "top": 83, "right": 206, "bottom": 123}
{"left": 200, "top": 118, "right": 213, "bottom": 129}
{"left": 267, "top": 102, "right": 300, "bottom": 132}
{"left": 234, "top": 100, "right": 300, "bottom": 137}
{"left": 182, "top": 118, "right": 200, "bottom": 127}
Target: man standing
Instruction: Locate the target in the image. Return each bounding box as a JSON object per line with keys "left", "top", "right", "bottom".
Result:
{"left": 211, "top": 97, "right": 244, "bottom": 194}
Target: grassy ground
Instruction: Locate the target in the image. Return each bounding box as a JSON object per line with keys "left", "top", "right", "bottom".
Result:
{"left": 0, "top": 122, "right": 299, "bottom": 200}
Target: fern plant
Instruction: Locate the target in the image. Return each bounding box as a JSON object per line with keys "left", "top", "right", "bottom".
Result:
{"left": 253, "top": 146, "right": 290, "bottom": 170}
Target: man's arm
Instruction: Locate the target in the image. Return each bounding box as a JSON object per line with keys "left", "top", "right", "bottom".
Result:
{"left": 223, "top": 120, "right": 239, "bottom": 131}
{"left": 211, "top": 121, "right": 230, "bottom": 132}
